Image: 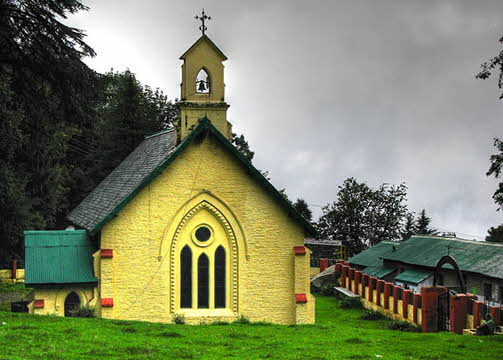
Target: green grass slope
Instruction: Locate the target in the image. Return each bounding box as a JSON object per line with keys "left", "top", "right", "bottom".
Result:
{"left": 0, "top": 296, "right": 501, "bottom": 360}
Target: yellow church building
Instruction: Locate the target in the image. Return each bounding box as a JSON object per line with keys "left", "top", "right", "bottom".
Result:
{"left": 24, "top": 31, "right": 316, "bottom": 325}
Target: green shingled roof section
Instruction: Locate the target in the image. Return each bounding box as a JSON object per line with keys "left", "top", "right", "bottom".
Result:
{"left": 383, "top": 235, "right": 503, "bottom": 280}
{"left": 347, "top": 241, "right": 402, "bottom": 268}
{"left": 24, "top": 230, "right": 97, "bottom": 285}
{"left": 362, "top": 266, "right": 396, "bottom": 278}
{"left": 67, "top": 119, "right": 317, "bottom": 237}
{"left": 394, "top": 269, "right": 433, "bottom": 284}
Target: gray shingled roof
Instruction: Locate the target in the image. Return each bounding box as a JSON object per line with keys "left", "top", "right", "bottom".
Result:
{"left": 67, "top": 129, "right": 175, "bottom": 231}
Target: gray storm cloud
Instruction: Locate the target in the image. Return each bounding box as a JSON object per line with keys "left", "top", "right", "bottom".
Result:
{"left": 70, "top": 0, "right": 503, "bottom": 239}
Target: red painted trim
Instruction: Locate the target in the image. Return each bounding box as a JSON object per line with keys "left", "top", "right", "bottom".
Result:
{"left": 293, "top": 246, "right": 306, "bottom": 255}
{"left": 295, "top": 293, "right": 308, "bottom": 303}
{"left": 101, "top": 298, "right": 114, "bottom": 307}
{"left": 34, "top": 299, "right": 44, "bottom": 309}
{"left": 101, "top": 249, "right": 113, "bottom": 258}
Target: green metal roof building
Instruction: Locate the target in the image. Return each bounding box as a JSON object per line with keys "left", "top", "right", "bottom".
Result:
{"left": 24, "top": 230, "right": 97, "bottom": 285}
{"left": 348, "top": 235, "right": 503, "bottom": 300}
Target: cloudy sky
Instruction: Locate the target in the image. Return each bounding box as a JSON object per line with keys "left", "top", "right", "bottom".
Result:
{"left": 69, "top": 0, "right": 503, "bottom": 239}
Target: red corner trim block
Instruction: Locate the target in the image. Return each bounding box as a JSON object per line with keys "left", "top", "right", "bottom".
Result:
{"left": 34, "top": 299, "right": 44, "bottom": 308}
{"left": 295, "top": 293, "right": 308, "bottom": 303}
{"left": 101, "top": 249, "right": 113, "bottom": 258}
{"left": 101, "top": 298, "right": 114, "bottom": 307}
{"left": 293, "top": 246, "right": 306, "bottom": 255}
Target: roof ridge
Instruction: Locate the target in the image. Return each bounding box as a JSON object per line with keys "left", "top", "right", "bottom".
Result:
{"left": 144, "top": 128, "right": 174, "bottom": 140}
{"left": 411, "top": 235, "right": 503, "bottom": 247}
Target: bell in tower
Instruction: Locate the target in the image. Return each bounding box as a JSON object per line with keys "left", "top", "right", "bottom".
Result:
{"left": 176, "top": 10, "right": 231, "bottom": 143}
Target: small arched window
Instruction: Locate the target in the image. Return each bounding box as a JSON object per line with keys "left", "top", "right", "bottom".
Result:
{"left": 180, "top": 246, "right": 192, "bottom": 308}
{"left": 214, "top": 246, "right": 226, "bottom": 308}
{"left": 198, "top": 253, "right": 209, "bottom": 308}
{"left": 64, "top": 291, "right": 80, "bottom": 317}
{"left": 196, "top": 69, "right": 210, "bottom": 94}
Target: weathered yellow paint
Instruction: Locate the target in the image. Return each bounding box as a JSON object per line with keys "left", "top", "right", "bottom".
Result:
{"left": 177, "top": 36, "right": 231, "bottom": 141}
{"left": 310, "top": 267, "right": 320, "bottom": 277}
{"left": 360, "top": 298, "right": 419, "bottom": 326}
{"left": 467, "top": 314, "right": 474, "bottom": 329}
{"left": 99, "top": 134, "right": 314, "bottom": 324}
{"left": 0, "top": 269, "right": 24, "bottom": 282}
{"left": 32, "top": 287, "right": 94, "bottom": 316}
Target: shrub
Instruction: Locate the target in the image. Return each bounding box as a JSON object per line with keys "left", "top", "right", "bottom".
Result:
{"left": 233, "top": 315, "right": 251, "bottom": 324}
{"left": 172, "top": 312, "right": 186, "bottom": 325}
{"left": 71, "top": 305, "right": 95, "bottom": 318}
{"left": 339, "top": 297, "right": 362, "bottom": 309}
{"left": 361, "top": 310, "right": 384, "bottom": 320}
{"left": 386, "top": 320, "right": 420, "bottom": 332}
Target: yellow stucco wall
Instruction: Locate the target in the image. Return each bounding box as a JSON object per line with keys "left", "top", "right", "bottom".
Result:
{"left": 0, "top": 269, "right": 24, "bottom": 282}
{"left": 99, "top": 133, "right": 314, "bottom": 324}
{"left": 32, "top": 287, "right": 95, "bottom": 316}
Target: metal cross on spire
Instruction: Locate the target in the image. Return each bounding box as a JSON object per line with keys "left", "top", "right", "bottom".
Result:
{"left": 195, "top": 9, "right": 212, "bottom": 35}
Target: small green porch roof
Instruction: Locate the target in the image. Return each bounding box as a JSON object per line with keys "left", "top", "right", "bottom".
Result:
{"left": 24, "top": 230, "right": 97, "bottom": 285}
{"left": 362, "top": 266, "right": 396, "bottom": 278}
{"left": 394, "top": 269, "right": 433, "bottom": 284}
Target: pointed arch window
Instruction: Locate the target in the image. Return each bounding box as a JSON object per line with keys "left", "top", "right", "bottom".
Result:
{"left": 214, "top": 246, "right": 226, "bottom": 308}
{"left": 180, "top": 246, "right": 192, "bottom": 308}
{"left": 196, "top": 69, "right": 210, "bottom": 94}
{"left": 198, "top": 253, "right": 209, "bottom": 308}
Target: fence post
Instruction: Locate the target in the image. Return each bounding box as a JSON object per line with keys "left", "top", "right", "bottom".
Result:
{"left": 320, "top": 258, "right": 328, "bottom": 273}
{"left": 354, "top": 271, "right": 361, "bottom": 296}
{"left": 490, "top": 306, "right": 501, "bottom": 326}
{"left": 473, "top": 301, "right": 485, "bottom": 328}
{"left": 341, "top": 265, "right": 348, "bottom": 288}
{"left": 449, "top": 294, "right": 468, "bottom": 335}
{"left": 12, "top": 260, "right": 17, "bottom": 280}
{"left": 347, "top": 268, "right": 354, "bottom": 291}
{"left": 376, "top": 280, "right": 383, "bottom": 306}
{"left": 368, "top": 277, "right": 375, "bottom": 302}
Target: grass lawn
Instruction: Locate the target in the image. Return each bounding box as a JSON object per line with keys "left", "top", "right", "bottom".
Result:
{"left": 0, "top": 296, "right": 501, "bottom": 360}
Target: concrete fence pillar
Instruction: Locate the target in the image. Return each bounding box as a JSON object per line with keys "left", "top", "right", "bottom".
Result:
{"left": 383, "top": 282, "right": 391, "bottom": 309}
{"left": 449, "top": 294, "right": 468, "bottom": 335}
{"left": 341, "top": 265, "right": 348, "bottom": 288}
{"left": 335, "top": 262, "right": 342, "bottom": 273}
{"left": 403, "top": 289, "right": 411, "bottom": 319}
{"left": 354, "top": 271, "right": 361, "bottom": 295}
{"left": 361, "top": 274, "right": 368, "bottom": 298}
{"left": 420, "top": 286, "right": 448, "bottom": 333}
{"left": 473, "top": 301, "right": 485, "bottom": 328}
{"left": 368, "top": 277, "right": 376, "bottom": 302}
{"left": 320, "top": 258, "right": 328, "bottom": 273}
{"left": 490, "top": 306, "right": 501, "bottom": 326}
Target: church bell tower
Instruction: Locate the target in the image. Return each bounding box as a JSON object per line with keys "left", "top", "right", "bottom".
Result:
{"left": 176, "top": 10, "right": 231, "bottom": 143}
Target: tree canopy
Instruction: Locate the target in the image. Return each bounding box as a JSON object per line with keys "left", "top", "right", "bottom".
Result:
{"left": 317, "top": 178, "right": 408, "bottom": 256}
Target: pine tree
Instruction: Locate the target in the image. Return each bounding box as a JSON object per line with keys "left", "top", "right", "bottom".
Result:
{"left": 293, "top": 198, "right": 313, "bottom": 222}
{"left": 415, "top": 209, "right": 437, "bottom": 235}
{"left": 401, "top": 212, "right": 416, "bottom": 240}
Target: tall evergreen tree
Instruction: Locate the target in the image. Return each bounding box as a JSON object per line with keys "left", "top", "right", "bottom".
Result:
{"left": 0, "top": 0, "right": 98, "bottom": 258}
{"left": 415, "top": 209, "right": 437, "bottom": 235}
{"left": 401, "top": 212, "right": 416, "bottom": 241}
{"left": 486, "top": 138, "right": 503, "bottom": 210}
{"left": 293, "top": 198, "right": 312, "bottom": 222}
{"left": 231, "top": 133, "right": 254, "bottom": 162}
